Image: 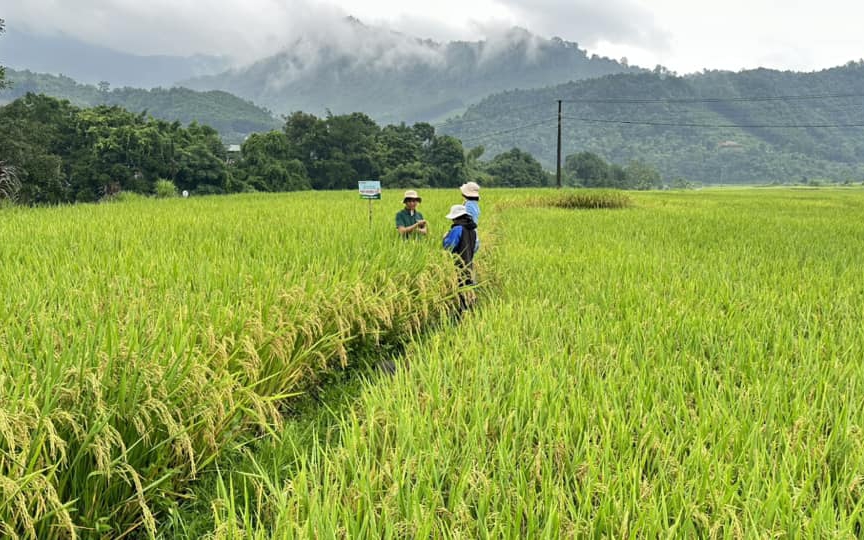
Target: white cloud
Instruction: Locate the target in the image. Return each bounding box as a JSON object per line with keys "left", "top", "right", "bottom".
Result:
{"left": 3, "top": 0, "right": 348, "bottom": 62}
{"left": 2, "top": 0, "right": 864, "bottom": 72}
{"left": 492, "top": 0, "right": 670, "bottom": 50}
{"left": 605, "top": 0, "right": 864, "bottom": 73}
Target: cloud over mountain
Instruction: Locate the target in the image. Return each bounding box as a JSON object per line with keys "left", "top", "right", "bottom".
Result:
{"left": 181, "top": 21, "right": 641, "bottom": 123}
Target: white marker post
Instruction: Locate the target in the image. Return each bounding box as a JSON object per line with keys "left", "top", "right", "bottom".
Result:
{"left": 358, "top": 181, "right": 381, "bottom": 227}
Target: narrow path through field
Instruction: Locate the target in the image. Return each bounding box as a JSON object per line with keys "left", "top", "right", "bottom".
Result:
{"left": 163, "top": 201, "right": 507, "bottom": 537}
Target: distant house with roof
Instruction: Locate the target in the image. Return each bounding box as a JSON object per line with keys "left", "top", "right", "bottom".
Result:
{"left": 225, "top": 144, "right": 242, "bottom": 164}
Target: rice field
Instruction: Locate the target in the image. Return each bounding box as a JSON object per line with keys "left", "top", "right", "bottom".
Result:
{"left": 4, "top": 188, "right": 864, "bottom": 538}
{"left": 0, "top": 192, "right": 462, "bottom": 539}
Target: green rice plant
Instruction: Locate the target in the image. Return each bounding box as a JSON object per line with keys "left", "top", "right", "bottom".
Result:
{"left": 199, "top": 188, "right": 864, "bottom": 538}
{"left": 554, "top": 190, "right": 630, "bottom": 209}
{"left": 495, "top": 188, "right": 631, "bottom": 211}
{"left": 100, "top": 191, "right": 150, "bottom": 204}
{"left": 0, "top": 191, "right": 469, "bottom": 538}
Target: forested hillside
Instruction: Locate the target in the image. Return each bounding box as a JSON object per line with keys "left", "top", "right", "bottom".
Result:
{"left": 442, "top": 63, "right": 864, "bottom": 184}
{"left": 1, "top": 69, "right": 281, "bottom": 142}
{"left": 183, "top": 21, "right": 641, "bottom": 123}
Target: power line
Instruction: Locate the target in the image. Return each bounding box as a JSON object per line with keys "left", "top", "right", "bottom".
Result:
{"left": 562, "top": 116, "right": 864, "bottom": 129}
{"left": 439, "top": 92, "right": 864, "bottom": 145}
{"left": 560, "top": 92, "right": 864, "bottom": 105}
{"left": 432, "top": 100, "right": 555, "bottom": 129}
{"left": 435, "top": 92, "right": 864, "bottom": 134}
{"left": 459, "top": 117, "right": 558, "bottom": 144}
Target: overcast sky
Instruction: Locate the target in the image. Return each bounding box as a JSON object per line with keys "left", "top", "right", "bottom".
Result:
{"left": 3, "top": 0, "right": 863, "bottom": 73}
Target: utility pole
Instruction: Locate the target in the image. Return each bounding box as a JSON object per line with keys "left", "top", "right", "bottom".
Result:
{"left": 556, "top": 100, "right": 562, "bottom": 189}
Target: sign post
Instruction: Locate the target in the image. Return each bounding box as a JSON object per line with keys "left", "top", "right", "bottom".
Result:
{"left": 358, "top": 181, "right": 381, "bottom": 227}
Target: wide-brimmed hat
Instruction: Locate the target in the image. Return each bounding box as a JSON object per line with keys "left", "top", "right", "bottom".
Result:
{"left": 445, "top": 204, "right": 469, "bottom": 220}
{"left": 403, "top": 190, "right": 422, "bottom": 203}
{"left": 460, "top": 182, "right": 480, "bottom": 198}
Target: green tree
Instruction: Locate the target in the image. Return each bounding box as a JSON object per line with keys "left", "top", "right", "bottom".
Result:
{"left": 71, "top": 106, "right": 174, "bottom": 199}
{"left": 565, "top": 151, "right": 609, "bottom": 187}
{"left": 381, "top": 161, "right": 432, "bottom": 188}
{"left": 174, "top": 142, "right": 230, "bottom": 194}
{"left": 412, "top": 122, "right": 435, "bottom": 147}
{"left": 238, "top": 131, "right": 310, "bottom": 191}
{"left": 376, "top": 124, "right": 421, "bottom": 173}
{"left": 624, "top": 159, "right": 662, "bottom": 190}
{"left": 0, "top": 94, "right": 78, "bottom": 203}
{"left": 284, "top": 111, "right": 337, "bottom": 189}
{"left": 0, "top": 93, "right": 238, "bottom": 202}
{"left": 321, "top": 112, "right": 381, "bottom": 189}
{"left": 14, "top": 151, "right": 67, "bottom": 204}
{"left": 608, "top": 163, "right": 628, "bottom": 189}
{"left": 284, "top": 111, "right": 384, "bottom": 190}
{"left": 425, "top": 135, "right": 466, "bottom": 187}
{"left": 485, "top": 148, "right": 548, "bottom": 187}
{"left": 464, "top": 145, "right": 493, "bottom": 186}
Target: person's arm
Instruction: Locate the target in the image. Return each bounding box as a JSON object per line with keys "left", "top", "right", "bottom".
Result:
{"left": 442, "top": 226, "right": 462, "bottom": 252}
{"left": 398, "top": 220, "right": 426, "bottom": 235}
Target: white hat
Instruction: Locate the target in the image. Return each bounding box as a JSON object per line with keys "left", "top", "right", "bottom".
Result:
{"left": 445, "top": 204, "right": 469, "bottom": 219}
{"left": 460, "top": 182, "right": 480, "bottom": 198}
{"left": 402, "top": 190, "right": 422, "bottom": 203}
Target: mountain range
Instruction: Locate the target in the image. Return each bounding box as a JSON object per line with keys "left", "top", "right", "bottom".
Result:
{"left": 0, "top": 27, "right": 230, "bottom": 89}
{"left": 3, "top": 20, "right": 640, "bottom": 126}
{"left": 5, "top": 18, "right": 864, "bottom": 185}
{"left": 180, "top": 18, "right": 642, "bottom": 123}
{"left": 0, "top": 69, "right": 280, "bottom": 142}
{"left": 440, "top": 63, "right": 864, "bottom": 184}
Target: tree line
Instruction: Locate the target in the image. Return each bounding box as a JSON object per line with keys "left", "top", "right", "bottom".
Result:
{"left": 0, "top": 24, "right": 667, "bottom": 203}
{"left": 564, "top": 151, "right": 668, "bottom": 189}
{"left": 0, "top": 94, "right": 234, "bottom": 203}
{"left": 0, "top": 93, "right": 562, "bottom": 205}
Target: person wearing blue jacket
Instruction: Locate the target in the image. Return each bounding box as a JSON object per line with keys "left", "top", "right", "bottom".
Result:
{"left": 460, "top": 182, "right": 480, "bottom": 253}
{"left": 443, "top": 204, "right": 478, "bottom": 312}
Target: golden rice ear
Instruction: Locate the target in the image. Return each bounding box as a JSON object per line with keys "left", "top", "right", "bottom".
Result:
{"left": 1, "top": 188, "right": 475, "bottom": 537}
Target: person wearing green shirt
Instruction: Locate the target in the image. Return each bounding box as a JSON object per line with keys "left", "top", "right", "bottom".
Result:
{"left": 395, "top": 190, "right": 427, "bottom": 238}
